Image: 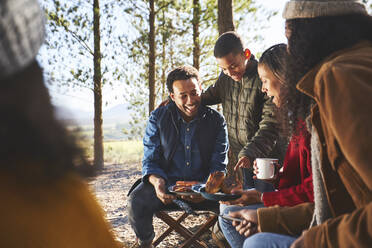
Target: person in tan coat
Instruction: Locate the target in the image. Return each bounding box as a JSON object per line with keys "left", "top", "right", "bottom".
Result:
{"left": 228, "top": 0, "right": 372, "bottom": 247}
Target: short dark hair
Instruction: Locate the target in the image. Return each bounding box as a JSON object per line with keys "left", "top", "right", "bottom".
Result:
{"left": 214, "top": 31, "right": 244, "bottom": 58}
{"left": 166, "top": 65, "right": 199, "bottom": 93}
{"left": 259, "top": 43, "right": 288, "bottom": 84}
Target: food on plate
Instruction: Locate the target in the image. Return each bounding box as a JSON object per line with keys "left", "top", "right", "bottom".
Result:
{"left": 172, "top": 181, "right": 200, "bottom": 192}
{"left": 175, "top": 181, "right": 200, "bottom": 187}
{"left": 221, "top": 176, "right": 243, "bottom": 194}
{"left": 205, "top": 171, "right": 225, "bottom": 194}
{"left": 173, "top": 185, "right": 194, "bottom": 192}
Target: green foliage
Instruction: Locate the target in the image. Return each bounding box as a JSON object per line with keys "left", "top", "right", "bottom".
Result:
{"left": 40, "top": 0, "right": 129, "bottom": 98}
{"left": 124, "top": 0, "right": 220, "bottom": 106}
{"left": 234, "top": 0, "right": 279, "bottom": 56}
{"left": 41, "top": 0, "right": 280, "bottom": 150}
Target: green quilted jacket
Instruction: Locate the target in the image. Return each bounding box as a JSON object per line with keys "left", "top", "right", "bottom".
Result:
{"left": 202, "top": 59, "right": 279, "bottom": 161}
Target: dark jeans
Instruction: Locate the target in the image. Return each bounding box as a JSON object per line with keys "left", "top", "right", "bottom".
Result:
{"left": 127, "top": 182, "right": 218, "bottom": 244}
{"left": 219, "top": 203, "right": 264, "bottom": 248}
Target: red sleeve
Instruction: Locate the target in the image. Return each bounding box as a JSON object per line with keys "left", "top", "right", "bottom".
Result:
{"left": 263, "top": 121, "right": 314, "bottom": 207}
{"left": 262, "top": 175, "right": 313, "bottom": 207}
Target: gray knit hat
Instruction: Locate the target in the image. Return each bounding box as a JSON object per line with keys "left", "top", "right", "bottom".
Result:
{"left": 0, "top": 0, "right": 45, "bottom": 79}
{"left": 283, "top": 0, "right": 368, "bottom": 19}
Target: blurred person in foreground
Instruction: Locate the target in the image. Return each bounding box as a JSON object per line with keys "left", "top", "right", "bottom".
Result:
{"left": 228, "top": 0, "right": 372, "bottom": 247}
{"left": 0, "top": 0, "right": 120, "bottom": 247}
{"left": 127, "top": 65, "right": 228, "bottom": 248}
{"left": 219, "top": 44, "right": 314, "bottom": 248}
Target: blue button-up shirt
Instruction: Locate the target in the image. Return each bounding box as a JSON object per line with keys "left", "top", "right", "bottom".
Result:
{"left": 142, "top": 106, "right": 228, "bottom": 186}
{"left": 166, "top": 110, "right": 203, "bottom": 184}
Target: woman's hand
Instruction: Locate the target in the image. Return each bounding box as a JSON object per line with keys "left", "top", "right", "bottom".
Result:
{"left": 229, "top": 209, "right": 260, "bottom": 237}
{"left": 220, "top": 189, "right": 262, "bottom": 206}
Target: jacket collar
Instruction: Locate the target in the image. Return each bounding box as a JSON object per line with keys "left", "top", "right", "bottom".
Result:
{"left": 168, "top": 100, "right": 207, "bottom": 122}
{"left": 297, "top": 40, "right": 372, "bottom": 98}
{"left": 244, "top": 58, "right": 258, "bottom": 79}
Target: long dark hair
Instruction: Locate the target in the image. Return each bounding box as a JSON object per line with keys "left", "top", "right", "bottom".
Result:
{"left": 259, "top": 43, "right": 288, "bottom": 84}
{"left": 283, "top": 13, "right": 372, "bottom": 134}
{"left": 259, "top": 43, "right": 312, "bottom": 136}
{"left": 0, "top": 61, "right": 91, "bottom": 182}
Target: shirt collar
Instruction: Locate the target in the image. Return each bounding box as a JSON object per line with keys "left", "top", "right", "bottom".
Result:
{"left": 175, "top": 105, "right": 207, "bottom": 123}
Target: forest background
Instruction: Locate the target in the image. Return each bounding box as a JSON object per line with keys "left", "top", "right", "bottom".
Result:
{"left": 38, "top": 0, "right": 372, "bottom": 169}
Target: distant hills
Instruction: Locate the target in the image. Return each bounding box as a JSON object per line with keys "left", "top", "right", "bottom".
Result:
{"left": 55, "top": 103, "right": 133, "bottom": 126}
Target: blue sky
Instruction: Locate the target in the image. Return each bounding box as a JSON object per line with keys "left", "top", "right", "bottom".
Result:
{"left": 41, "top": 0, "right": 288, "bottom": 112}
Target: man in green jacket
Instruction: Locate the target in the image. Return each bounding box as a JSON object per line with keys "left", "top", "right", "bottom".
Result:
{"left": 202, "top": 31, "right": 281, "bottom": 189}
{"left": 228, "top": 1, "right": 372, "bottom": 248}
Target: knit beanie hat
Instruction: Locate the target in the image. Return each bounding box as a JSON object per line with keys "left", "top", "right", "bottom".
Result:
{"left": 283, "top": 0, "right": 368, "bottom": 19}
{"left": 0, "top": 0, "right": 45, "bottom": 79}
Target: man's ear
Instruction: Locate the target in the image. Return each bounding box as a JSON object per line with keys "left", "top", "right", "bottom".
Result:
{"left": 244, "top": 48, "right": 251, "bottom": 60}
{"left": 169, "top": 92, "right": 175, "bottom": 101}
{"left": 198, "top": 82, "right": 202, "bottom": 92}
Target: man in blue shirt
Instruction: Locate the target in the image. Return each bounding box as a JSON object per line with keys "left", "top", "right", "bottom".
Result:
{"left": 128, "top": 65, "right": 228, "bottom": 248}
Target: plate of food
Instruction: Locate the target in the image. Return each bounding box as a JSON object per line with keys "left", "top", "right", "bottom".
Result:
{"left": 168, "top": 181, "right": 201, "bottom": 196}
{"left": 198, "top": 171, "right": 242, "bottom": 201}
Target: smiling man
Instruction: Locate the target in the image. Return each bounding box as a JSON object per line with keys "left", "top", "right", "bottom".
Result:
{"left": 127, "top": 65, "right": 228, "bottom": 248}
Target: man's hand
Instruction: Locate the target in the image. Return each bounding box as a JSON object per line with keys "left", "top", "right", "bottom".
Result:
{"left": 290, "top": 231, "right": 306, "bottom": 248}
{"left": 220, "top": 189, "right": 262, "bottom": 206}
{"left": 149, "top": 175, "right": 176, "bottom": 204}
{"left": 180, "top": 194, "right": 205, "bottom": 203}
{"left": 234, "top": 156, "right": 252, "bottom": 171}
{"left": 229, "top": 209, "right": 260, "bottom": 237}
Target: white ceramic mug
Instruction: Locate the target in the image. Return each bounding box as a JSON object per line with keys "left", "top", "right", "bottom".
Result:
{"left": 255, "top": 158, "right": 279, "bottom": 179}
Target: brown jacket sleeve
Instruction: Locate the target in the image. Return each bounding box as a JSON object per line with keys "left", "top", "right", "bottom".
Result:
{"left": 257, "top": 202, "right": 314, "bottom": 236}
{"left": 314, "top": 58, "right": 372, "bottom": 191}
{"left": 304, "top": 50, "right": 372, "bottom": 248}
{"left": 304, "top": 202, "right": 372, "bottom": 247}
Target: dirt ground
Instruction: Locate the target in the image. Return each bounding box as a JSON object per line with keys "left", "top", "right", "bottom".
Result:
{"left": 88, "top": 163, "right": 219, "bottom": 248}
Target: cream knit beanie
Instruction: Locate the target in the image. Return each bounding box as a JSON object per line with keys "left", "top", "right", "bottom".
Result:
{"left": 283, "top": 0, "right": 368, "bottom": 19}
{"left": 0, "top": 0, "right": 45, "bottom": 79}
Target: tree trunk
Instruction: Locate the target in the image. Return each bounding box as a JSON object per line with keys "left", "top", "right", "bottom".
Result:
{"left": 192, "top": 0, "right": 200, "bottom": 70}
{"left": 217, "top": 0, "right": 234, "bottom": 113}
{"left": 93, "top": 0, "right": 104, "bottom": 169}
{"left": 218, "top": 0, "right": 235, "bottom": 35}
{"left": 148, "top": 0, "right": 156, "bottom": 114}
{"left": 161, "top": 10, "right": 166, "bottom": 100}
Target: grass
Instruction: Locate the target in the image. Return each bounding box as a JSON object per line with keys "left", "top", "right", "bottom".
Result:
{"left": 83, "top": 139, "right": 143, "bottom": 165}
{"left": 104, "top": 140, "right": 143, "bottom": 164}
{"left": 68, "top": 123, "right": 144, "bottom": 165}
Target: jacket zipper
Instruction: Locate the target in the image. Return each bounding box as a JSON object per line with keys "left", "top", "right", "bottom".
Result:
{"left": 236, "top": 77, "right": 244, "bottom": 147}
